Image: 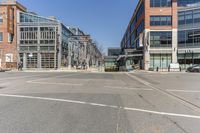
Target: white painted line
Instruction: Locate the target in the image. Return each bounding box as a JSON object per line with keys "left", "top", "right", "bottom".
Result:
{"left": 125, "top": 73, "right": 200, "bottom": 113}
{"left": 26, "top": 73, "right": 80, "bottom": 83}
{"left": 27, "top": 81, "right": 82, "bottom": 86}
{"left": 167, "top": 89, "right": 200, "bottom": 93}
{"left": 0, "top": 94, "right": 118, "bottom": 109}
{"left": 0, "top": 74, "right": 48, "bottom": 81}
{"left": 0, "top": 93, "right": 200, "bottom": 119}
{"left": 104, "top": 86, "right": 153, "bottom": 91}
{"left": 124, "top": 107, "right": 200, "bottom": 119}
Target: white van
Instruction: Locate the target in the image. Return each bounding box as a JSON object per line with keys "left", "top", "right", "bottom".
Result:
{"left": 169, "top": 63, "right": 181, "bottom": 72}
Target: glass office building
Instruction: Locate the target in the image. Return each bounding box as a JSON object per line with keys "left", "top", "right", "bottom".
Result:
{"left": 178, "top": 2, "right": 200, "bottom": 69}
{"left": 17, "top": 11, "right": 73, "bottom": 69}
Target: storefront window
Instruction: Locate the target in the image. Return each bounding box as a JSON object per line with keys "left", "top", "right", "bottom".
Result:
{"left": 150, "top": 54, "right": 172, "bottom": 69}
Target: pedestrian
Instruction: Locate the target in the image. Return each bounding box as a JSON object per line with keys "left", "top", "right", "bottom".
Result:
{"left": 18, "top": 62, "right": 21, "bottom": 71}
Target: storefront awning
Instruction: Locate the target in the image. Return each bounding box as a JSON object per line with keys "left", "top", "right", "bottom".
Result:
{"left": 117, "top": 54, "right": 143, "bottom": 61}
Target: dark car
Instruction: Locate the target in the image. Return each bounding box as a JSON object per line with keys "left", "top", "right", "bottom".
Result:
{"left": 186, "top": 64, "right": 200, "bottom": 72}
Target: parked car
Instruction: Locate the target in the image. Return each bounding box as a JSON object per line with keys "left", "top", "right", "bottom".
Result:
{"left": 186, "top": 64, "right": 200, "bottom": 73}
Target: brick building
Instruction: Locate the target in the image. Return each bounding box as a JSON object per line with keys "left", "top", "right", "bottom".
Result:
{"left": 120, "top": 0, "right": 200, "bottom": 71}
{"left": 0, "top": 0, "right": 26, "bottom": 69}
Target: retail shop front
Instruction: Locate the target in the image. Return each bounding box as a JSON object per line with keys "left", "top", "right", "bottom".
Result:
{"left": 149, "top": 49, "right": 172, "bottom": 71}
{"left": 117, "top": 54, "right": 143, "bottom": 71}
{"left": 178, "top": 49, "right": 200, "bottom": 69}
{"left": 19, "top": 52, "right": 56, "bottom": 69}
{"left": 150, "top": 54, "right": 172, "bottom": 70}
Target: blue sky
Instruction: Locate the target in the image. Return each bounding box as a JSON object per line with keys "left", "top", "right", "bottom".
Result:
{"left": 18, "top": 0, "right": 137, "bottom": 51}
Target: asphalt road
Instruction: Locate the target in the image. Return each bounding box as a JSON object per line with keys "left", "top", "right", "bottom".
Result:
{"left": 0, "top": 71, "right": 199, "bottom": 133}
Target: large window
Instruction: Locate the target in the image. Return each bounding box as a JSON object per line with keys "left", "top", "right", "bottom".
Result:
{"left": 136, "top": 2, "right": 144, "bottom": 21}
{"left": 131, "top": 33, "right": 136, "bottom": 48}
{"left": 150, "top": 0, "right": 172, "bottom": 7}
{"left": 136, "top": 20, "right": 144, "bottom": 36}
{"left": 150, "top": 54, "right": 172, "bottom": 69}
{"left": 27, "top": 53, "right": 38, "bottom": 68}
{"left": 150, "top": 31, "right": 172, "bottom": 48}
{"left": 150, "top": 16, "right": 172, "bottom": 26}
{"left": 0, "top": 32, "right": 3, "bottom": 42}
{"left": 178, "top": 0, "right": 200, "bottom": 7}
{"left": 20, "top": 12, "right": 57, "bottom": 23}
{"left": 20, "top": 27, "right": 38, "bottom": 44}
{"left": 178, "top": 9, "right": 200, "bottom": 26}
{"left": 178, "top": 29, "right": 200, "bottom": 47}
{"left": 130, "top": 19, "right": 136, "bottom": 33}
{"left": 41, "top": 53, "right": 55, "bottom": 68}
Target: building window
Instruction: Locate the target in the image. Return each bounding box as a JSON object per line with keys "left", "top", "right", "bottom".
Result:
{"left": 8, "top": 33, "right": 14, "bottom": 43}
{"left": 0, "top": 32, "right": 3, "bottom": 42}
{"left": 150, "top": 54, "right": 172, "bottom": 69}
{"left": 136, "top": 20, "right": 144, "bottom": 36}
{"left": 20, "top": 46, "right": 28, "bottom": 51}
{"left": 20, "top": 27, "right": 38, "bottom": 45}
{"left": 178, "top": 29, "right": 200, "bottom": 48}
{"left": 136, "top": 2, "right": 144, "bottom": 21}
{"left": 27, "top": 53, "right": 38, "bottom": 68}
{"left": 41, "top": 53, "right": 55, "bottom": 68}
{"left": 150, "top": 0, "right": 172, "bottom": 7}
{"left": 150, "top": 31, "right": 172, "bottom": 48}
{"left": 0, "top": 15, "right": 3, "bottom": 24}
{"left": 178, "top": 9, "right": 200, "bottom": 26}
{"left": 131, "top": 33, "right": 136, "bottom": 48}
{"left": 150, "top": 16, "right": 172, "bottom": 26}
{"left": 178, "top": 0, "right": 200, "bottom": 7}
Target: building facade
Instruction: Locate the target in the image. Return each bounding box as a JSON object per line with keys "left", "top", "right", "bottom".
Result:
{"left": 178, "top": 1, "right": 200, "bottom": 69}
{"left": 17, "top": 11, "right": 73, "bottom": 69}
{"left": 0, "top": 0, "right": 102, "bottom": 70}
{"left": 0, "top": 0, "right": 26, "bottom": 69}
{"left": 68, "top": 27, "right": 102, "bottom": 69}
{"left": 120, "top": 0, "right": 200, "bottom": 71}
{"left": 104, "top": 48, "right": 121, "bottom": 72}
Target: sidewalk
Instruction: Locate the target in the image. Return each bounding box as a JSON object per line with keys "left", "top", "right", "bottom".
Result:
{"left": 9, "top": 68, "right": 104, "bottom": 73}
{"left": 0, "top": 68, "right": 11, "bottom": 72}
{"left": 133, "top": 70, "right": 186, "bottom": 74}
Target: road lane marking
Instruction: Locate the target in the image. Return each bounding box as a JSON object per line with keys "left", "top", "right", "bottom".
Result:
{"left": 104, "top": 86, "right": 153, "bottom": 91}
{"left": 124, "top": 107, "right": 200, "bottom": 119}
{"left": 167, "top": 89, "right": 200, "bottom": 93}
{"left": 126, "top": 73, "right": 200, "bottom": 113}
{"left": 26, "top": 73, "right": 80, "bottom": 83}
{"left": 0, "top": 74, "right": 49, "bottom": 81}
{"left": 27, "top": 81, "right": 82, "bottom": 86}
{"left": 0, "top": 93, "right": 200, "bottom": 119}
{"left": 0, "top": 93, "right": 118, "bottom": 109}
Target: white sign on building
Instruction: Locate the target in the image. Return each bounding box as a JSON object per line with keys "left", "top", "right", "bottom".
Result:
{"left": 5, "top": 53, "right": 13, "bottom": 62}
